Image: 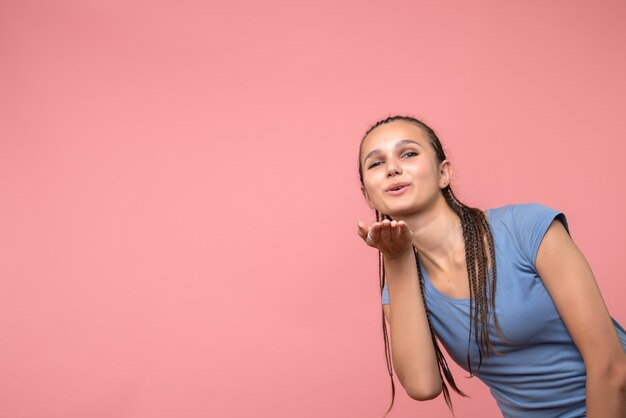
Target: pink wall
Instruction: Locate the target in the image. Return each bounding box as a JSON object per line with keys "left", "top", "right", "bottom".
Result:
{"left": 2, "top": 1, "right": 625, "bottom": 417}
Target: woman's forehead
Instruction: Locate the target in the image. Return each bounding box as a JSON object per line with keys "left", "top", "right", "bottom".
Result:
{"left": 361, "top": 121, "right": 429, "bottom": 156}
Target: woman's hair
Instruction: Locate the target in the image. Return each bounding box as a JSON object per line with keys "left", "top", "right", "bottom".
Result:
{"left": 358, "top": 115, "right": 504, "bottom": 416}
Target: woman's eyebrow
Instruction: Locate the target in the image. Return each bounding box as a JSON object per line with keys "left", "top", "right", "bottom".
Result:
{"left": 363, "top": 139, "right": 422, "bottom": 162}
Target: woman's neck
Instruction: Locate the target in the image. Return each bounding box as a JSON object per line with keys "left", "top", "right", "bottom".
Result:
{"left": 395, "top": 198, "right": 466, "bottom": 273}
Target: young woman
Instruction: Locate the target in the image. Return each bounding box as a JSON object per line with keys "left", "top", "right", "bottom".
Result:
{"left": 356, "top": 116, "right": 626, "bottom": 418}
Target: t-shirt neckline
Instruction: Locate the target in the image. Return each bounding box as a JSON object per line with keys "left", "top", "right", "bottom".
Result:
{"left": 421, "top": 208, "right": 492, "bottom": 304}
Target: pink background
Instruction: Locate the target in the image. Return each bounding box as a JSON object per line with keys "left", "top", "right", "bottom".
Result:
{"left": 2, "top": 1, "right": 625, "bottom": 417}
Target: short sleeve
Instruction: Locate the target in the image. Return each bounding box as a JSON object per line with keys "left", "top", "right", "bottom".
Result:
{"left": 511, "top": 203, "right": 570, "bottom": 269}
{"left": 382, "top": 282, "right": 390, "bottom": 305}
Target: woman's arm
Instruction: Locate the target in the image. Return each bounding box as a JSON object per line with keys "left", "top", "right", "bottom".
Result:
{"left": 384, "top": 250, "right": 443, "bottom": 400}
{"left": 536, "top": 220, "right": 626, "bottom": 418}
{"left": 357, "top": 220, "right": 442, "bottom": 400}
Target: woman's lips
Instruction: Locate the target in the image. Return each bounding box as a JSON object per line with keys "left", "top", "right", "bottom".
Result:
{"left": 386, "top": 184, "right": 411, "bottom": 195}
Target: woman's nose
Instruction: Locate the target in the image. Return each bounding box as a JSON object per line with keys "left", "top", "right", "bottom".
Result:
{"left": 386, "top": 159, "right": 402, "bottom": 176}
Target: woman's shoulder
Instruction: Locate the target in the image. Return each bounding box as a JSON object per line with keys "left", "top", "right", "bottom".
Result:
{"left": 487, "top": 202, "right": 561, "bottom": 224}
{"left": 487, "top": 202, "right": 570, "bottom": 237}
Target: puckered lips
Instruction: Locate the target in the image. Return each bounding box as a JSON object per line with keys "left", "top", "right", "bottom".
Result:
{"left": 385, "top": 182, "right": 411, "bottom": 195}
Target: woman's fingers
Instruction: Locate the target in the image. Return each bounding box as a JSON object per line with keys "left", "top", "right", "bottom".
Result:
{"left": 357, "top": 221, "right": 379, "bottom": 247}
{"left": 390, "top": 220, "right": 400, "bottom": 240}
{"left": 358, "top": 219, "right": 414, "bottom": 251}
{"left": 380, "top": 219, "right": 391, "bottom": 242}
{"left": 399, "top": 221, "right": 412, "bottom": 242}
{"left": 385, "top": 220, "right": 402, "bottom": 241}
{"left": 369, "top": 223, "right": 381, "bottom": 242}
{"left": 357, "top": 221, "right": 368, "bottom": 240}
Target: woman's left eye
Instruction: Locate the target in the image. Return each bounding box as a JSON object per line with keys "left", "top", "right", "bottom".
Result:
{"left": 402, "top": 151, "right": 417, "bottom": 158}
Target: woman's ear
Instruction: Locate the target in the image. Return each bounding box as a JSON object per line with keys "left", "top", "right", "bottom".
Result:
{"left": 439, "top": 160, "right": 453, "bottom": 188}
{"left": 361, "top": 185, "right": 375, "bottom": 209}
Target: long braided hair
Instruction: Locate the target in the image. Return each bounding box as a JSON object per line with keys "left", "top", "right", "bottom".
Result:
{"left": 358, "top": 116, "right": 505, "bottom": 416}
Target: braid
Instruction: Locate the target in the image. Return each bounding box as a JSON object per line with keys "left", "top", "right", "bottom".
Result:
{"left": 444, "top": 187, "right": 505, "bottom": 374}
{"left": 415, "top": 247, "right": 468, "bottom": 412}
{"left": 377, "top": 210, "right": 468, "bottom": 418}
{"left": 377, "top": 211, "right": 396, "bottom": 417}
{"left": 360, "top": 115, "right": 505, "bottom": 416}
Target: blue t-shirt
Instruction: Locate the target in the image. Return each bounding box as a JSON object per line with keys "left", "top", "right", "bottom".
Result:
{"left": 381, "top": 203, "right": 626, "bottom": 418}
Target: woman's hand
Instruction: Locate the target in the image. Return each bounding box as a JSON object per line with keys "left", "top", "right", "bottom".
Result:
{"left": 357, "top": 219, "right": 414, "bottom": 260}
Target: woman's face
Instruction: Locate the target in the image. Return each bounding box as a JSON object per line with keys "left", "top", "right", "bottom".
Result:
{"left": 359, "top": 121, "right": 448, "bottom": 217}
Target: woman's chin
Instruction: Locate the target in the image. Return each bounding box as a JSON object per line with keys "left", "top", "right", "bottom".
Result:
{"left": 380, "top": 205, "right": 416, "bottom": 218}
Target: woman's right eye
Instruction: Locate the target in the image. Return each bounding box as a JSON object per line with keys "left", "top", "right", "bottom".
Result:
{"left": 368, "top": 161, "right": 381, "bottom": 169}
